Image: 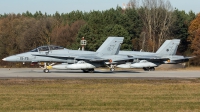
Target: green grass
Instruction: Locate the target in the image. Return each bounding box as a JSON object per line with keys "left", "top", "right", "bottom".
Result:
{"left": 0, "top": 79, "right": 200, "bottom": 112}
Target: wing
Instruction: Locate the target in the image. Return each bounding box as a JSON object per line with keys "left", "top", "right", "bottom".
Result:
{"left": 127, "top": 55, "right": 169, "bottom": 61}
{"left": 32, "top": 54, "right": 110, "bottom": 62}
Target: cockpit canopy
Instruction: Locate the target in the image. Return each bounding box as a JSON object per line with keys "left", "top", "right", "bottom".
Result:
{"left": 30, "top": 45, "right": 65, "bottom": 52}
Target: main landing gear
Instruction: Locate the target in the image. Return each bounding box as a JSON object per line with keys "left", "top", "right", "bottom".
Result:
{"left": 110, "top": 68, "right": 115, "bottom": 72}
{"left": 109, "top": 64, "right": 115, "bottom": 72}
{"left": 143, "top": 67, "right": 155, "bottom": 71}
{"left": 82, "top": 69, "right": 94, "bottom": 73}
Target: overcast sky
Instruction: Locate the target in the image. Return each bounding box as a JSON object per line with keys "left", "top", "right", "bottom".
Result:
{"left": 0, "top": 0, "right": 199, "bottom": 15}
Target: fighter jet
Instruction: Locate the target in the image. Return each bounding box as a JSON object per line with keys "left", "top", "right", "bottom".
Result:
{"left": 117, "top": 39, "right": 193, "bottom": 71}
{"left": 2, "top": 37, "right": 131, "bottom": 73}
{"left": 3, "top": 37, "right": 192, "bottom": 73}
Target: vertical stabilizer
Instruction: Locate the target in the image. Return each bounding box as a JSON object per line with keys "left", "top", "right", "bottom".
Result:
{"left": 96, "top": 37, "right": 124, "bottom": 55}
{"left": 156, "top": 39, "right": 180, "bottom": 56}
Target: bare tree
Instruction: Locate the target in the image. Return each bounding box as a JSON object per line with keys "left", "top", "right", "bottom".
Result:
{"left": 129, "top": 0, "right": 174, "bottom": 52}
{"left": 22, "top": 17, "right": 57, "bottom": 50}
{"left": 51, "top": 20, "right": 85, "bottom": 47}
{"left": 128, "top": 0, "right": 139, "bottom": 9}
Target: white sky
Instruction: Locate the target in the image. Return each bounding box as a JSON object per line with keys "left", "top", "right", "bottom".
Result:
{"left": 0, "top": 0, "right": 199, "bottom": 15}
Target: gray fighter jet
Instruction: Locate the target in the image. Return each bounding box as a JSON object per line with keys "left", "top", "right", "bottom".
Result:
{"left": 2, "top": 38, "right": 192, "bottom": 72}
{"left": 117, "top": 39, "right": 193, "bottom": 71}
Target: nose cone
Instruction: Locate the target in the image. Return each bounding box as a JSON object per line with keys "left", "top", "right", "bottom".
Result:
{"left": 2, "top": 56, "right": 17, "bottom": 62}
{"left": 2, "top": 58, "right": 7, "bottom": 61}
{"left": 2, "top": 58, "right": 6, "bottom": 61}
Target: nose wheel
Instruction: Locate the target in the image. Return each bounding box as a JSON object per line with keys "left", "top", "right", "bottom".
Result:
{"left": 41, "top": 62, "right": 54, "bottom": 73}
{"left": 43, "top": 69, "right": 49, "bottom": 73}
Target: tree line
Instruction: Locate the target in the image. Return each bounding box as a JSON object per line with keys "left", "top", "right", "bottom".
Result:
{"left": 0, "top": 0, "right": 199, "bottom": 66}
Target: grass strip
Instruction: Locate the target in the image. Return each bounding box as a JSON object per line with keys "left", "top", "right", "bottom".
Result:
{"left": 0, "top": 79, "right": 200, "bottom": 112}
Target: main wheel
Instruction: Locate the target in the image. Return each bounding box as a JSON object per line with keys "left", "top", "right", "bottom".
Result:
{"left": 143, "top": 67, "right": 149, "bottom": 71}
{"left": 150, "top": 67, "right": 155, "bottom": 71}
{"left": 110, "top": 68, "right": 115, "bottom": 72}
{"left": 82, "top": 70, "right": 89, "bottom": 73}
{"left": 43, "top": 69, "right": 49, "bottom": 73}
{"left": 89, "top": 69, "right": 94, "bottom": 73}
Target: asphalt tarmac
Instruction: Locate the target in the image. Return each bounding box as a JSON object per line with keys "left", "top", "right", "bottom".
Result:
{"left": 0, "top": 68, "right": 200, "bottom": 79}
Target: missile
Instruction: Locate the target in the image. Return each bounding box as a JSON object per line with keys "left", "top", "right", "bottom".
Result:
{"left": 51, "top": 64, "right": 68, "bottom": 70}
{"left": 117, "top": 63, "right": 132, "bottom": 68}
{"left": 117, "top": 60, "right": 157, "bottom": 68}
{"left": 52, "top": 61, "right": 95, "bottom": 70}
{"left": 130, "top": 61, "right": 157, "bottom": 68}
